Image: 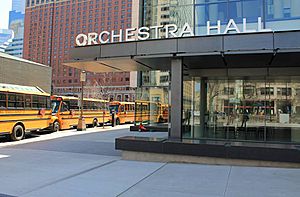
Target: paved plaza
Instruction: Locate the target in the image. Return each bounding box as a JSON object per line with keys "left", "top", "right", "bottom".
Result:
{"left": 0, "top": 126, "right": 299, "bottom": 197}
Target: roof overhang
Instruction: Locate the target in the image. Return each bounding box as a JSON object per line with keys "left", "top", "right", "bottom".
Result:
{"left": 64, "top": 30, "right": 300, "bottom": 75}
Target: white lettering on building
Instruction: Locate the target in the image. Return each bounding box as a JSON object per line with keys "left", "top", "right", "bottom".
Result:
{"left": 75, "top": 17, "right": 272, "bottom": 46}
{"left": 207, "top": 17, "right": 272, "bottom": 35}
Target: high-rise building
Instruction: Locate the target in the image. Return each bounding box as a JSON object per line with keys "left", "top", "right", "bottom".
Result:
{"left": 12, "top": 0, "right": 26, "bottom": 14}
{"left": 0, "top": 29, "right": 14, "bottom": 52}
{"left": 23, "top": 0, "right": 136, "bottom": 100}
{"left": 5, "top": 1, "right": 25, "bottom": 57}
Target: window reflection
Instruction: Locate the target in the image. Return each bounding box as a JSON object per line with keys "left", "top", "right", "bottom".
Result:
{"left": 183, "top": 77, "right": 300, "bottom": 143}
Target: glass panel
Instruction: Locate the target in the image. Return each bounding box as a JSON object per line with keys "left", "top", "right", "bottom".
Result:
{"left": 143, "top": 1, "right": 194, "bottom": 38}
{"left": 16, "top": 94, "right": 24, "bottom": 108}
{"left": 0, "top": 93, "right": 6, "bottom": 108}
{"left": 265, "top": 0, "right": 300, "bottom": 31}
{"left": 266, "top": 78, "right": 300, "bottom": 143}
{"left": 183, "top": 77, "right": 202, "bottom": 139}
{"left": 205, "top": 79, "right": 228, "bottom": 139}
{"left": 136, "top": 71, "right": 170, "bottom": 127}
{"left": 182, "top": 78, "right": 193, "bottom": 138}
{"left": 195, "top": 2, "right": 227, "bottom": 26}
{"left": 8, "top": 93, "right": 16, "bottom": 108}
{"left": 228, "top": 0, "right": 262, "bottom": 23}
{"left": 228, "top": 79, "right": 266, "bottom": 141}
{"left": 32, "top": 95, "right": 39, "bottom": 109}
{"left": 25, "top": 95, "right": 31, "bottom": 109}
{"left": 290, "top": 78, "right": 300, "bottom": 143}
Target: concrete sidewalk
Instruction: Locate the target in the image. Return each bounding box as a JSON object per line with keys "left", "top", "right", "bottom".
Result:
{"left": 0, "top": 128, "right": 299, "bottom": 197}
{"left": 0, "top": 149, "right": 299, "bottom": 197}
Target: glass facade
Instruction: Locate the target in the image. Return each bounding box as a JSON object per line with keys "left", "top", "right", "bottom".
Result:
{"left": 140, "top": 0, "right": 300, "bottom": 144}
{"left": 143, "top": 0, "right": 300, "bottom": 36}
{"left": 183, "top": 77, "right": 300, "bottom": 143}
{"left": 135, "top": 71, "right": 170, "bottom": 125}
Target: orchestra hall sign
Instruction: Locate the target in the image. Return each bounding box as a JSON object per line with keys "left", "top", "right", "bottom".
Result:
{"left": 75, "top": 17, "right": 272, "bottom": 46}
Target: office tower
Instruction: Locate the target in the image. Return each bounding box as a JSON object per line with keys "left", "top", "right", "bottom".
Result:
{"left": 5, "top": 0, "right": 25, "bottom": 57}
{"left": 0, "top": 29, "right": 14, "bottom": 52}
{"left": 23, "top": 0, "right": 136, "bottom": 100}
{"left": 12, "top": 0, "right": 26, "bottom": 13}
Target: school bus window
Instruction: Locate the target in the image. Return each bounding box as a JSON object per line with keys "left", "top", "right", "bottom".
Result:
{"left": 51, "top": 100, "right": 60, "bottom": 113}
{"left": 46, "top": 97, "right": 51, "bottom": 108}
{"left": 69, "top": 99, "right": 79, "bottom": 110}
{"left": 97, "top": 102, "right": 102, "bottom": 110}
{"left": 25, "top": 95, "right": 31, "bottom": 109}
{"left": 0, "top": 93, "right": 6, "bottom": 108}
{"left": 83, "top": 101, "right": 88, "bottom": 109}
{"left": 87, "top": 101, "right": 92, "bottom": 110}
{"left": 32, "top": 95, "right": 39, "bottom": 108}
{"left": 61, "top": 102, "right": 69, "bottom": 112}
{"left": 8, "top": 93, "right": 16, "bottom": 108}
{"left": 38, "top": 96, "right": 47, "bottom": 108}
{"left": 91, "top": 102, "right": 98, "bottom": 110}
{"left": 120, "top": 105, "right": 124, "bottom": 112}
{"left": 16, "top": 94, "right": 24, "bottom": 108}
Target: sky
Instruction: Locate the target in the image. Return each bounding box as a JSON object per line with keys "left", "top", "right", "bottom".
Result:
{"left": 0, "top": 0, "right": 12, "bottom": 29}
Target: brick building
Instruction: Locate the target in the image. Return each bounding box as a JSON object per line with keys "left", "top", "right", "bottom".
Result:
{"left": 23, "top": 0, "right": 136, "bottom": 101}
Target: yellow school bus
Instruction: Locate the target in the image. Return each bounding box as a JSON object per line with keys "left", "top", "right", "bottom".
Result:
{"left": 50, "top": 95, "right": 110, "bottom": 131}
{"left": 109, "top": 101, "right": 135, "bottom": 125}
{"left": 0, "top": 83, "right": 51, "bottom": 141}
{"left": 134, "top": 100, "right": 165, "bottom": 124}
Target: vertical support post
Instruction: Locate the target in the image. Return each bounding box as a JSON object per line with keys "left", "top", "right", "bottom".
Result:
{"left": 199, "top": 78, "right": 207, "bottom": 138}
{"left": 77, "top": 70, "right": 86, "bottom": 131}
{"left": 170, "top": 58, "right": 183, "bottom": 139}
{"left": 103, "top": 110, "right": 105, "bottom": 129}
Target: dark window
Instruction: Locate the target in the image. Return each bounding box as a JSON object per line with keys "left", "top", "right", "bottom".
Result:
{"left": 8, "top": 94, "right": 17, "bottom": 108}
{"left": 25, "top": 95, "right": 32, "bottom": 109}
{"left": 0, "top": 93, "right": 6, "bottom": 108}
{"left": 16, "top": 94, "right": 25, "bottom": 108}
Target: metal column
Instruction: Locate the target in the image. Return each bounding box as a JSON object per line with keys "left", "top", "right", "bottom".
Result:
{"left": 170, "top": 58, "right": 183, "bottom": 139}
{"left": 199, "top": 78, "right": 207, "bottom": 138}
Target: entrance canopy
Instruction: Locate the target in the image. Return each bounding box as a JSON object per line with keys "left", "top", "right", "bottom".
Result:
{"left": 64, "top": 30, "right": 300, "bottom": 76}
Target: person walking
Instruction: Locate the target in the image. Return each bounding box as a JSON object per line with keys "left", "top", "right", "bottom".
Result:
{"left": 241, "top": 110, "right": 249, "bottom": 128}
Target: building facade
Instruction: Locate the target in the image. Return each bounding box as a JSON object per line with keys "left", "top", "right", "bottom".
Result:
{"left": 23, "top": 0, "right": 136, "bottom": 100}
{"left": 138, "top": 0, "right": 300, "bottom": 143}
{"left": 12, "top": 0, "right": 26, "bottom": 14}
{"left": 6, "top": 10, "right": 25, "bottom": 58}
{"left": 0, "top": 52, "right": 51, "bottom": 92}
{"left": 64, "top": 0, "right": 300, "bottom": 163}
{"left": 0, "top": 29, "right": 14, "bottom": 52}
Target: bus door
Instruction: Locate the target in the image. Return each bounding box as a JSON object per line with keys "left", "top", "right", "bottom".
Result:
{"left": 59, "top": 101, "right": 73, "bottom": 129}
{"left": 119, "top": 104, "right": 125, "bottom": 123}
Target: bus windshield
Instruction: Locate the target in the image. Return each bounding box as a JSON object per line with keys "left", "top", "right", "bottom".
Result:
{"left": 109, "top": 105, "right": 119, "bottom": 113}
{"left": 51, "top": 100, "right": 60, "bottom": 114}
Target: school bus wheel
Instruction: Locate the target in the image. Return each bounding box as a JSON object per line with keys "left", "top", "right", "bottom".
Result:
{"left": 52, "top": 121, "right": 60, "bottom": 132}
{"left": 11, "top": 124, "right": 25, "bottom": 141}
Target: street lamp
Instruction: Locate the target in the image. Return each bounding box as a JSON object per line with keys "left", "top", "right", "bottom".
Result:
{"left": 77, "top": 70, "right": 86, "bottom": 131}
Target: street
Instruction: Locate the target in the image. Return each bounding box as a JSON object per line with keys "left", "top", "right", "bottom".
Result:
{"left": 0, "top": 126, "right": 299, "bottom": 197}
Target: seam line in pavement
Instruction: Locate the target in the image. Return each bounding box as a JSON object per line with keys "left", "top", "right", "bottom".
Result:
{"left": 21, "top": 159, "right": 118, "bottom": 196}
{"left": 116, "top": 162, "right": 168, "bottom": 197}
{"left": 223, "top": 166, "right": 232, "bottom": 197}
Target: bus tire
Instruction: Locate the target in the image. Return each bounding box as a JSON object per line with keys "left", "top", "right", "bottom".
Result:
{"left": 52, "top": 121, "right": 60, "bottom": 132}
{"left": 11, "top": 125, "right": 25, "bottom": 141}
{"left": 93, "top": 119, "right": 98, "bottom": 127}
{"left": 116, "top": 118, "right": 120, "bottom": 125}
